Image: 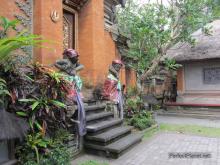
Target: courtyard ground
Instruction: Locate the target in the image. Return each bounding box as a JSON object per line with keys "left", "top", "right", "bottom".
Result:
{"left": 72, "top": 116, "right": 220, "bottom": 165}
{"left": 72, "top": 132, "right": 220, "bottom": 165}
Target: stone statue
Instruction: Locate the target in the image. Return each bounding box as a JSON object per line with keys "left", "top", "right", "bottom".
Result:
{"left": 102, "top": 59, "right": 124, "bottom": 119}
{"left": 55, "top": 49, "right": 86, "bottom": 136}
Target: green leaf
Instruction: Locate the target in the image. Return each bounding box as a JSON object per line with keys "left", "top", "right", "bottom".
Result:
{"left": 50, "top": 100, "right": 66, "bottom": 108}
{"left": 31, "top": 101, "right": 40, "bottom": 111}
{"left": 16, "top": 111, "right": 28, "bottom": 117}
{"left": 28, "top": 119, "right": 34, "bottom": 130}
{"left": 24, "top": 75, "right": 34, "bottom": 82}
{"left": 19, "top": 98, "right": 36, "bottom": 102}
{"left": 35, "top": 121, "right": 42, "bottom": 131}
{"left": 38, "top": 141, "right": 47, "bottom": 148}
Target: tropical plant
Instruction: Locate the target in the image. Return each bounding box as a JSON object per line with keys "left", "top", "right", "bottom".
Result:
{"left": 6, "top": 64, "right": 71, "bottom": 134}
{"left": 16, "top": 129, "right": 72, "bottom": 165}
{"left": 117, "top": 0, "right": 220, "bottom": 83}
{"left": 129, "top": 111, "right": 155, "bottom": 130}
{"left": 0, "top": 17, "right": 18, "bottom": 38}
{"left": 0, "top": 17, "right": 44, "bottom": 71}
{"left": 164, "top": 58, "right": 182, "bottom": 71}
{"left": 125, "top": 96, "right": 144, "bottom": 117}
{"left": 0, "top": 16, "right": 72, "bottom": 164}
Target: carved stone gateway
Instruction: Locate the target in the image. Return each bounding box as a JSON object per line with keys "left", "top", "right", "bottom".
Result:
{"left": 204, "top": 67, "right": 220, "bottom": 84}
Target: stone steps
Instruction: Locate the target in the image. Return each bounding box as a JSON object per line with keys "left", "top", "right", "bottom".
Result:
{"left": 84, "top": 101, "right": 142, "bottom": 158}
{"left": 84, "top": 103, "right": 106, "bottom": 115}
{"left": 157, "top": 110, "right": 220, "bottom": 119}
{"left": 85, "top": 103, "right": 106, "bottom": 111}
{"left": 160, "top": 103, "right": 220, "bottom": 119}
{"left": 167, "top": 105, "right": 220, "bottom": 112}
{"left": 85, "top": 133, "right": 142, "bottom": 159}
{"left": 166, "top": 109, "right": 220, "bottom": 115}
{"left": 86, "top": 118, "right": 123, "bottom": 134}
{"left": 85, "top": 126, "right": 133, "bottom": 145}
{"left": 86, "top": 111, "right": 114, "bottom": 123}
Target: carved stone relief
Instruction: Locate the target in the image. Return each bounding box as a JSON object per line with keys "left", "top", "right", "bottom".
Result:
{"left": 14, "top": 0, "right": 33, "bottom": 64}
{"left": 63, "top": 16, "right": 73, "bottom": 50}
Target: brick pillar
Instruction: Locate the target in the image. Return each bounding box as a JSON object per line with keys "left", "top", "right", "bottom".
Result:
{"left": 78, "top": 0, "right": 107, "bottom": 85}
{"left": 33, "top": 0, "right": 63, "bottom": 65}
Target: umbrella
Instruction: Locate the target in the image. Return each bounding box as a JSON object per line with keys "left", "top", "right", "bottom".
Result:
{"left": 0, "top": 107, "right": 29, "bottom": 140}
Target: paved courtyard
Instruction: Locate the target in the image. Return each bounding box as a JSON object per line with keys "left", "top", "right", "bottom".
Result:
{"left": 72, "top": 132, "right": 220, "bottom": 165}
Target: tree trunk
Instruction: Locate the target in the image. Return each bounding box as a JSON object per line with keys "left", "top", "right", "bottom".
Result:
{"left": 141, "top": 55, "right": 162, "bottom": 80}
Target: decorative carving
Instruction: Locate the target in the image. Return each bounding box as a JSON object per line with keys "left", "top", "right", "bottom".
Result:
{"left": 51, "top": 10, "right": 60, "bottom": 23}
{"left": 15, "top": 0, "right": 32, "bottom": 32}
{"left": 63, "top": 16, "right": 73, "bottom": 50}
{"left": 14, "top": 0, "right": 33, "bottom": 64}
{"left": 204, "top": 67, "right": 220, "bottom": 84}
{"left": 63, "top": 0, "right": 88, "bottom": 10}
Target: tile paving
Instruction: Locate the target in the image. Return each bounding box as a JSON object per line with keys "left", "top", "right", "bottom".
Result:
{"left": 72, "top": 132, "right": 220, "bottom": 165}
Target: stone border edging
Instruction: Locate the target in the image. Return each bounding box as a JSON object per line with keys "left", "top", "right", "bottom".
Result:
{"left": 140, "top": 124, "right": 159, "bottom": 135}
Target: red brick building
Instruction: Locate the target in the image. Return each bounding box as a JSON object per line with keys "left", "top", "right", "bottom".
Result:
{"left": 0, "top": 0, "right": 136, "bottom": 88}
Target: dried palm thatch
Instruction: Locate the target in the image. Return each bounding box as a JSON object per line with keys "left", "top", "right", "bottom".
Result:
{"left": 0, "top": 107, "right": 29, "bottom": 140}
{"left": 165, "top": 20, "right": 220, "bottom": 62}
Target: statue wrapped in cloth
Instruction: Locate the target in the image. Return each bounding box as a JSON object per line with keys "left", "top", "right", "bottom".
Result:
{"left": 55, "top": 49, "right": 86, "bottom": 136}
{"left": 102, "top": 59, "right": 124, "bottom": 119}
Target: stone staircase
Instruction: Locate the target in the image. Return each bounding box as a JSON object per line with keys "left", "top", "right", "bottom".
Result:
{"left": 158, "top": 105, "right": 220, "bottom": 119}
{"left": 83, "top": 101, "right": 142, "bottom": 158}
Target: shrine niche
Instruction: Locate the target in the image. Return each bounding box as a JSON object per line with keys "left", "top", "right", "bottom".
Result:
{"left": 204, "top": 67, "right": 220, "bottom": 84}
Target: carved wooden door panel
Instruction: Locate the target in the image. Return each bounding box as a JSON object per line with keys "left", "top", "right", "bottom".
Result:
{"left": 63, "top": 10, "right": 75, "bottom": 49}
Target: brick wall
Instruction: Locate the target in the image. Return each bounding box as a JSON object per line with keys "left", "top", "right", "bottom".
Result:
{"left": 33, "top": 0, "right": 63, "bottom": 65}
{"left": 0, "top": 0, "right": 136, "bottom": 88}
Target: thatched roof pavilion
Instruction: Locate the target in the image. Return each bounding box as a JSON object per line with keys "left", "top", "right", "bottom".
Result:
{"left": 165, "top": 20, "right": 220, "bottom": 62}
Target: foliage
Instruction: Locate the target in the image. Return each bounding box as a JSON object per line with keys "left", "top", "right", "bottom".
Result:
{"left": 0, "top": 78, "right": 10, "bottom": 106}
{"left": 125, "top": 96, "right": 144, "bottom": 117}
{"left": 4, "top": 64, "right": 72, "bottom": 135}
{"left": 0, "top": 17, "right": 44, "bottom": 71}
{"left": 79, "top": 160, "right": 109, "bottom": 165}
{"left": 164, "top": 58, "right": 182, "bottom": 71}
{"left": 16, "top": 129, "right": 71, "bottom": 165}
{"left": 0, "top": 17, "right": 73, "bottom": 165}
{"left": 211, "top": 0, "right": 220, "bottom": 18}
{"left": 126, "top": 86, "right": 139, "bottom": 97}
{"left": 125, "top": 86, "right": 145, "bottom": 117}
{"left": 117, "top": 0, "right": 219, "bottom": 80}
{"left": 129, "top": 111, "right": 155, "bottom": 130}
{"left": 0, "top": 17, "right": 18, "bottom": 38}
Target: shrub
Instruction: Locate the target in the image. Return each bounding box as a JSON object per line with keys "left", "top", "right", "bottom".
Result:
{"left": 129, "top": 111, "right": 155, "bottom": 130}
{"left": 16, "top": 129, "right": 72, "bottom": 165}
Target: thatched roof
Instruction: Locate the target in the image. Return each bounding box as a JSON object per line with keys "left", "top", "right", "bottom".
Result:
{"left": 165, "top": 20, "right": 220, "bottom": 62}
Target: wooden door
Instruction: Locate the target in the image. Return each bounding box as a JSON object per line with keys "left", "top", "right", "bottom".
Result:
{"left": 63, "top": 10, "right": 75, "bottom": 49}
